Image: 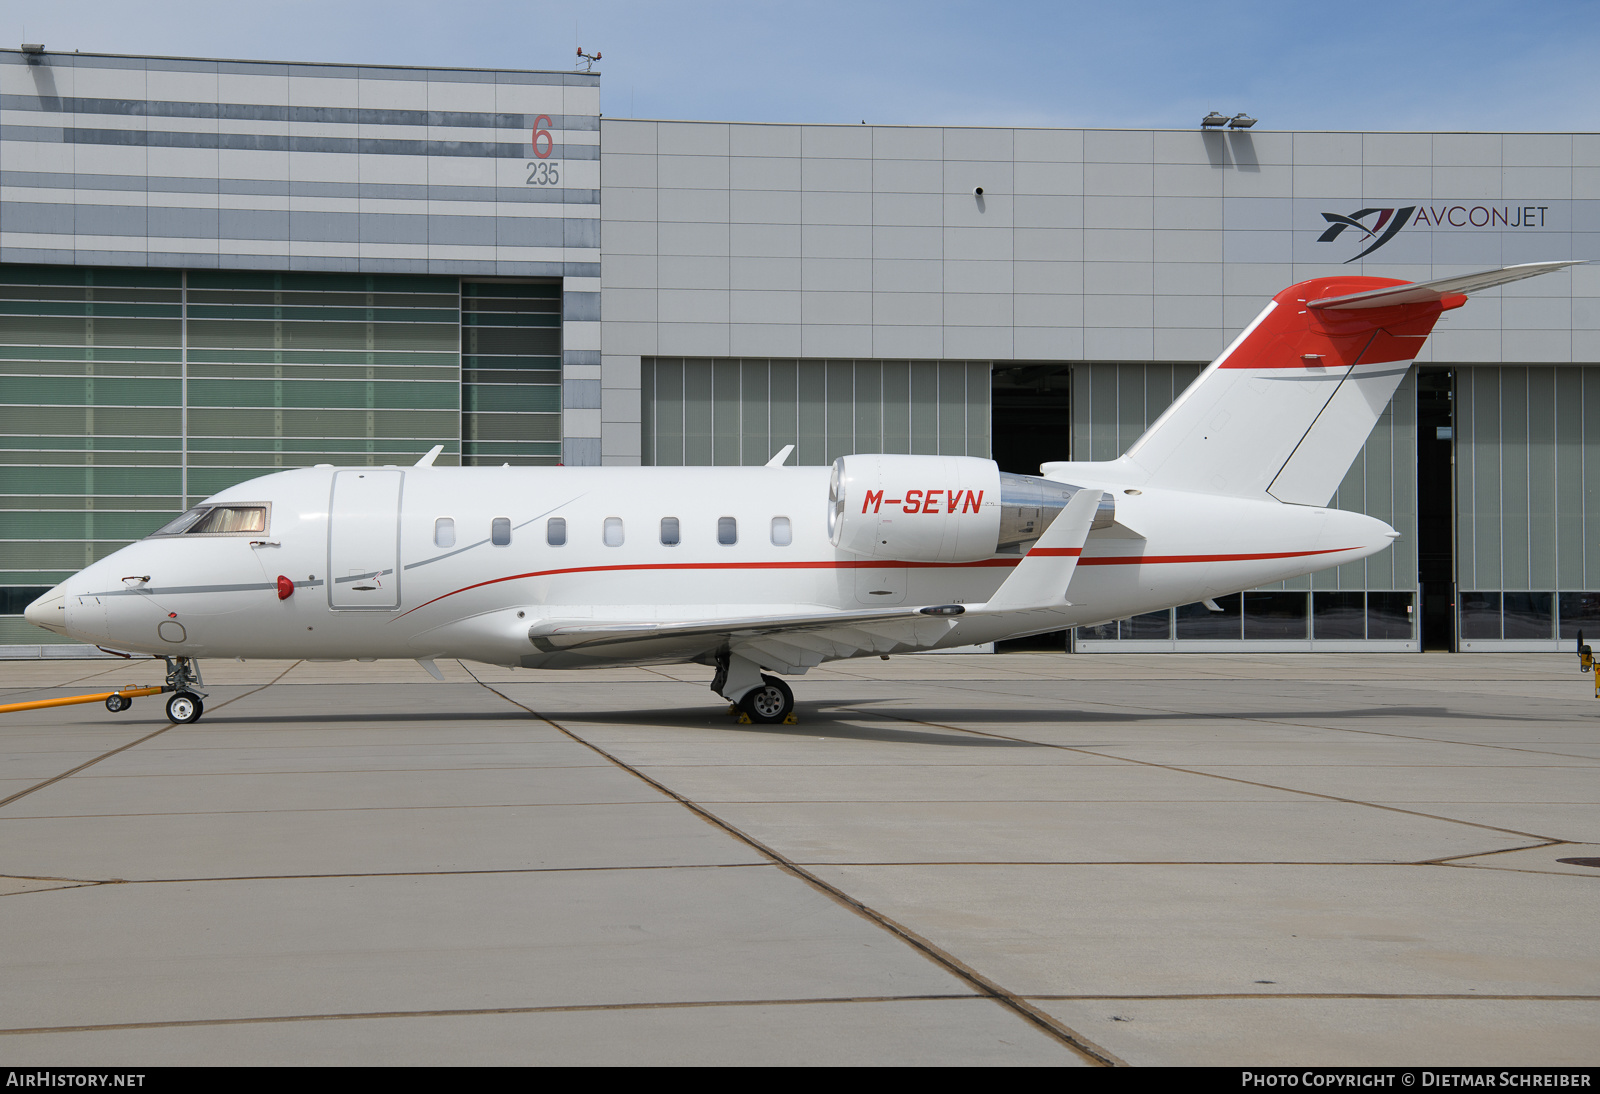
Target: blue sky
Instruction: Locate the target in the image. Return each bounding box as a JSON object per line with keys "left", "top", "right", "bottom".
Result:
{"left": 3, "top": 0, "right": 1597, "bottom": 132}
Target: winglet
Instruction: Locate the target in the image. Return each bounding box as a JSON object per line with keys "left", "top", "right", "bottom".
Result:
{"left": 414, "top": 444, "right": 444, "bottom": 468}
{"left": 765, "top": 444, "right": 795, "bottom": 467}
{"left": 980, "top": 489, "right": 1102, "bottom": 613}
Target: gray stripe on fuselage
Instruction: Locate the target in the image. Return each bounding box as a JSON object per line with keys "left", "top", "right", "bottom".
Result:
{"left": 88, "top": 579, "right": 325, "bottom": 597}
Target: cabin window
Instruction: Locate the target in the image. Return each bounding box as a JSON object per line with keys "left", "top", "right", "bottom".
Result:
{"left": 491, "top": 517, "right": 511, "bottom": 546}
{"left": 434, "top": 517, "right": 456, "bottom": 548}
{"left": 193, "top": 506, "right": 267, "bottom": 534}
{"left": 660, "top": 517, "right": 680, "bottom": 545}
{"left": 717, "top": 517, "right": 737, "bottom": 545}
{"left": 547, "top": 517, "right": 566, "bottom": 546}
{"left": 604, "top": 517, "right": 624, "bottom": 547}
{"left": 770, "top": 516, "right": 792, "bottom": 546}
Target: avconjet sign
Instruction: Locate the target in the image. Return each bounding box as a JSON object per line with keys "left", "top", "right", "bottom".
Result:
{"left": 1317, "top": 201, "right": 1563, "bottom": 261}
{"left": 1412, "top": 204, "right": 1550, "bottom": 228}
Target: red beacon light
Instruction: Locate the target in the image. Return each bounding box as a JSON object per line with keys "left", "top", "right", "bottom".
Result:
{"left": 277, "top": 575, "right": 295, "bottom": 600}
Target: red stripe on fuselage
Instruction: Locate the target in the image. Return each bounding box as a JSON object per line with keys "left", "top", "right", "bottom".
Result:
{"left": 393, "top": 546, "right": 1358, "bottom": 619}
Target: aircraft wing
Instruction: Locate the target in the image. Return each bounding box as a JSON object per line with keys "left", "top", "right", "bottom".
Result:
{"left": 527, "top": 604, "right": 966, "bottom": 672}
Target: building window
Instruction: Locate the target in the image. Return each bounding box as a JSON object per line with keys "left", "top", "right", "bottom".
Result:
{"left": 491, "top": 517, "right": 511, "bottom": 546}
{"left": 660, "top": 517, "right": 680, "bottom": 545}
{"left": 770, "top": 516, "right": 792, "bottom": 546}
{"left": 604, "top": 517, "right": 624, "bottom": 547}
{"left": 547, "top": 517, "right": 566, "bottom": 546}
{"left": 717, "top": 517, "right": 737, "bottom": 545}
{"left": 434, "top": 517, "right": 455, "bottom": 548}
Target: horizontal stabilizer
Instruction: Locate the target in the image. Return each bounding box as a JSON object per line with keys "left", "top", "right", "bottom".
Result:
{"left": 979, "top": 488, "right": 1100, "bottom": 613}
{"left": 1308, "top": 261, "right": 1582, "bottom": 310}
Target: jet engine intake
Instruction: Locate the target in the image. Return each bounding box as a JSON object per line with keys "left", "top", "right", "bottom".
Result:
{"left": 828, "top": 454, "right": 1113, "bottom": 562}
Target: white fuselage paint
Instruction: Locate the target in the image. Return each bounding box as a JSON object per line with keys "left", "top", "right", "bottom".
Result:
{"left": 36, "top": 462, "right": 1396, "bottom": 669}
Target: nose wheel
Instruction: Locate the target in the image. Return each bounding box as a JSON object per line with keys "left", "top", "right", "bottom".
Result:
{"left": 161, "top": 657, "right": 208, "bottom": 724}
{"left": 166, "top": 691, "right": 204, "bottom": 725}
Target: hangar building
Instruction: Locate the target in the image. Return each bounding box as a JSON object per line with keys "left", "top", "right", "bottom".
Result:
{"left": 3, "top": 47, "right": 1597, "bottom": 655}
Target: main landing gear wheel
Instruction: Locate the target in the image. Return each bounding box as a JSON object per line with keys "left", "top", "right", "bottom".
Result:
{"left": 104, "top": 694, "right": 130, "bottom": 713}
{"left": 739, "top": 674, "right": 795, "bottom": 725}
{"left": 166, "top": 691, "right": 204, "bottom": 725}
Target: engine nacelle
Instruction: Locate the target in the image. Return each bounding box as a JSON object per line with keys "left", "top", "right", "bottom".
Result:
{"left": 829, "top": 454, "right": 1117, "bottom": 562}
{"left": 829, "top": 454, "right": 1002, "bottom": 562}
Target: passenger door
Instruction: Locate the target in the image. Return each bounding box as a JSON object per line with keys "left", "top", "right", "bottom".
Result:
{"left": 327, "top": 470, "right": 403, "bottom": 610}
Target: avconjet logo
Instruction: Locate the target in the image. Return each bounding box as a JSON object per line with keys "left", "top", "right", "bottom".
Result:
{"left": 1317, "top": 207, "right": 1416, "bottom": 262}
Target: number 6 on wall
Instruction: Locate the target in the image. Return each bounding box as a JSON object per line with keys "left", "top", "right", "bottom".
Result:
{"left": 531, "top": 115, "right": 553, "bottom": 159}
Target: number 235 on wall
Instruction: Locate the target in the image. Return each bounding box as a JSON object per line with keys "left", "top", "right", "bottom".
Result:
{"left": 526, "top": 114, "right": 560, "bottom": 185}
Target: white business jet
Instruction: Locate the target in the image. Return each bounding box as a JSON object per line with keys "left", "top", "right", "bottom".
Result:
{"left": 24, "top": 262, "right": 1578, "bottom": 725}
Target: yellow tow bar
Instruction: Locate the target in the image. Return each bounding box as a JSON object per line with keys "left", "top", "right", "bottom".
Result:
{"left": 0, "top": 685, "right": 165, "bottom": 715}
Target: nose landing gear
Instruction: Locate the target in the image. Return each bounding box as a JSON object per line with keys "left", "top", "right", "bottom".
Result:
{"left": 163, "top": 657, "right": 208, "bottom": 725}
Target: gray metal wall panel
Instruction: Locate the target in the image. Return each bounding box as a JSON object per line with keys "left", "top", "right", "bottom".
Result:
{"left": 1528, "top": 367, "right": 1557, "bottom": 590}
{"left": 1501, "top": 369, "right": 1530, "bottom": 591}
{"left": 1555, "top": 368, "right": 1585, "bottom": 589}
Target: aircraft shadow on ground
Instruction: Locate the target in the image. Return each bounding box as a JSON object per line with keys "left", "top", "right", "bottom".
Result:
{"left": 820, "top": 700, "right": 1549, "bottom": 726}
{"left": 179, "top": 707, "right": 1035, "bottom": 747}
{"left": 146, "top": 703, "right": 1549, "bottom": 745}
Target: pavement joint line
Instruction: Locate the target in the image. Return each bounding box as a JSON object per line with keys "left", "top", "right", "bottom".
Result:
{"left": 1025, "top": 993, "right": 1600, "bottom": 1001}
{"left": 0, "top": 993, "right": 988, "bottom": 1038}
{"left": 0, "top": 801, "right": 717, "bottom": 820}
{"left": 466, "top": 669, "right": 1128, "bottom": 1068}
{"left": 1423, "top": 840, "right": 1574, "bottom": 864}
{"left": 0, "top": 863, "right": 775, "bottom": 890}
{"left": 0, "top": 662, "right": 302, "bottom": 813}
{"left": 837, "top": 707, "right": 1567, "bottom": 846}
{"left": 23, "top": 857, "right": 1600, "bottom": 889}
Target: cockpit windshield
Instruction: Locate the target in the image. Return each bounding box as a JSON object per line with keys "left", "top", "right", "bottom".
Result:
{"left": 147, "top": 505, "right": 269, "bottom": 538}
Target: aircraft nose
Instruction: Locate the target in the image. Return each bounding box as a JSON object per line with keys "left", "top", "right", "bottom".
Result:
{"left": 24, "top": 584, "right": 67, "bottom": 636}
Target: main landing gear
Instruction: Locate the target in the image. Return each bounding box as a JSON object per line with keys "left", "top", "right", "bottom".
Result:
{"left": 711, "top": 653, "right": 797, "bottom": 725}
{"left": 163, "top": 656, "right": 207, "bottom": 725}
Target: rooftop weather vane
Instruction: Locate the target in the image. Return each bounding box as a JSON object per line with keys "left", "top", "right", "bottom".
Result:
{"left": 576, "top": 47, "right": 601, "bottom": 72}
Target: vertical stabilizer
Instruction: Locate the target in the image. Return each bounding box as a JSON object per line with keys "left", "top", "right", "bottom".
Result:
{"left": 1120, "top": 263, "right": 1578, "bottom": 505}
